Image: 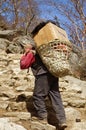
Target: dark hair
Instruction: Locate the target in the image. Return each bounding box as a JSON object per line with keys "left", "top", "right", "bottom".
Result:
{"left": 31, "top": 20, "right": 60, "bottom": 37}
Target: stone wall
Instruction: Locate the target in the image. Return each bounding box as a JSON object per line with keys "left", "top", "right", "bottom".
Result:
{"left": 0, "top": 29, "right": 86, "bottom": 130}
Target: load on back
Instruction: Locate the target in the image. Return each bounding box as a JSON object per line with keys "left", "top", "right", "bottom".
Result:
{"left": 32, "top": 21, "right": 82, "bottom": 78}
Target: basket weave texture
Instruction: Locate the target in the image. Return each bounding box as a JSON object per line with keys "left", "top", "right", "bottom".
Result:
{"left": 37, "top": 40, "right": 72, "bottom": 77}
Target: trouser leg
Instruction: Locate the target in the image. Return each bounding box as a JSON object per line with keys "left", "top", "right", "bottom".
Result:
{"left": 48, "top": 75, "right": 66, "bottom": 124}
{"left": 33, "top": 74, "right": 49, "bottom": 119}
{"left": 49, "top": 90, "right": 66, "bottom": 124}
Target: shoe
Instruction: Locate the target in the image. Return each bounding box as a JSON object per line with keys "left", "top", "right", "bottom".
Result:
{"left": 59, "top": 123, "right": 67, "bottom": 130}
{"left": 31, "top": 116, "right": 48, "bottom": 124}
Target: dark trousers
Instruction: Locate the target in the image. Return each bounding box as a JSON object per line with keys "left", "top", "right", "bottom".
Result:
{"left": 33, "top": 73, "right": 66, "bottom": 124}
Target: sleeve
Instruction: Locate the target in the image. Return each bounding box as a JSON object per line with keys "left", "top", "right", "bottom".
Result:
{"left": 20, "top": 52, "right": 35, "bottom": 69}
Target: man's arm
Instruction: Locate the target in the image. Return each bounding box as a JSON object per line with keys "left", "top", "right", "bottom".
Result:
{"left": 20, "top": 52, "right": 35, "bottom": 69}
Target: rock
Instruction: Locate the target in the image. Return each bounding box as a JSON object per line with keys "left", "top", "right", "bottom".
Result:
{"left": 71, "top": 122, "right": 86, "bottom": 130}
{"left": 65, "top": 107, "right": 81, "bottom": 122}
{"left": 61, "top": 76, "right": 86, "bottom": 99}
{"left": 13, "top": 35, "right": 35, "bottom": 47}
{"left": 0, "top": 101, "right": 9, "bottom": 110}
{"left": 0, "top": 38, "right": 11, "bottom": 51}
{"left": 31, "top": 121, "right": 56, "bottom": 130}
{"left": 68, "top": 99, "right": 86, "bottom": 108}
{"left": 6, "top": 43, "right": 23, "bottom": 54}
{"left": 7, "top": 102, "right": 26, "bottom": 111}
{"left": 79, "top": 52, "right": 86, "bottom": 80}
{"left": 0, "top": 30, "right": 23, "bottom": 41}
{"left": 0, "top": 118, "right": 27, "bottom": 130}
{"left": 3, "top": 112, "right": 31, "bottom": 120}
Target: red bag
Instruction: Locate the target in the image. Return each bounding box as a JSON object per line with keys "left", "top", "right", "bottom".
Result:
{"left": 20, "top": 52, "right": 35, "bottom": 69}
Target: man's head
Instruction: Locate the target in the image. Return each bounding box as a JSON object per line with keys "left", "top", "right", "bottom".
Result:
{"left": 23, "top": 41, "right": 35, "bottom": 47}
{"left": 23, "top": 43, "right": 35, "bottom": 53}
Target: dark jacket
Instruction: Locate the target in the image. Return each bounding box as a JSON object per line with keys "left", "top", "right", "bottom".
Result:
{"left": 31, "top": 53, "right": 48, "bottom": 76}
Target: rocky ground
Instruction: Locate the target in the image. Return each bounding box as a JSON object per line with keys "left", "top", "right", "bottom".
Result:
{"left": 0, "top": 30, "right": 86, "bottom": 130}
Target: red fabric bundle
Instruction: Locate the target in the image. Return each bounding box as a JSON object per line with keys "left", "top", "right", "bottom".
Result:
{"left": 20, "top": 52, "right": 35, "bottom": 69}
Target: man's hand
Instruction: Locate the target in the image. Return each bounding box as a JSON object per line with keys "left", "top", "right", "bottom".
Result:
{"left": 24, "top": 48, "right": 31, "bottom": 55}
{"left": 30, "top": 50, "right": 36, "bottom": 55}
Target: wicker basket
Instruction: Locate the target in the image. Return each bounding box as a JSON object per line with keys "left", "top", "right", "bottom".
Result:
{"left": 33, "top": 22, "right": 72, "bottom": 77}
{"left": 37, "top": 40, "right": 72, "bottom": 77}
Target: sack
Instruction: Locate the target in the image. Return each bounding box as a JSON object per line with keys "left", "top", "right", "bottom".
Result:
{"left": 20, "top": 52, "right": 35, "bottom": 69}
{"left": 37, "top": 40, "right": 72, "bottom": 77}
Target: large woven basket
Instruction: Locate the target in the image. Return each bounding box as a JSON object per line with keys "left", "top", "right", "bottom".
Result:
{"left": 37, "top": 39, "right": 72, "bottom": 77}
{"left": 33, "top": 22, "right": 81, "bottom": 78}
